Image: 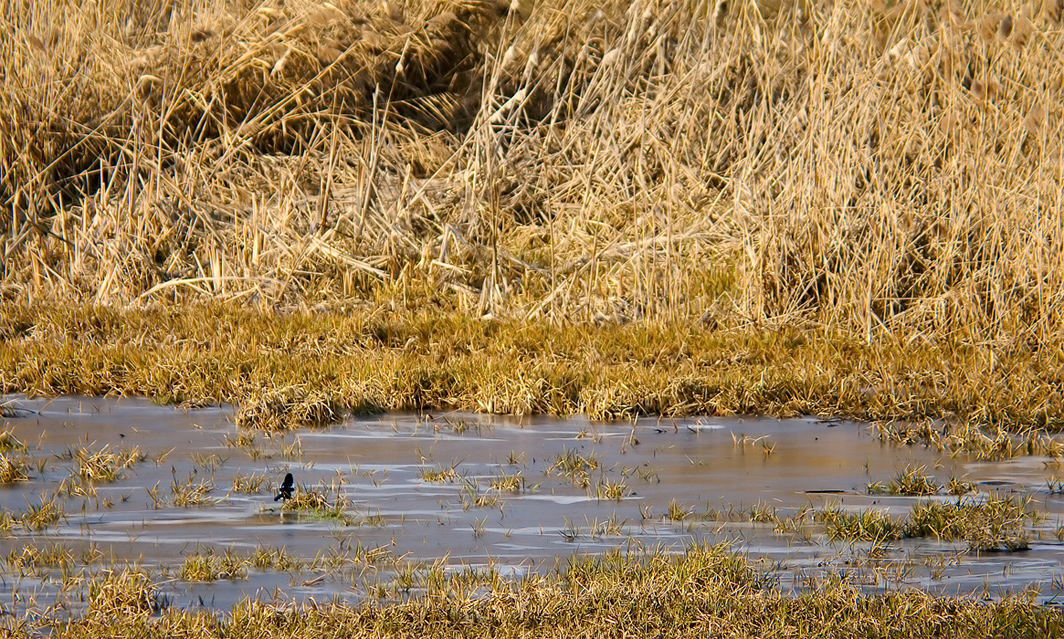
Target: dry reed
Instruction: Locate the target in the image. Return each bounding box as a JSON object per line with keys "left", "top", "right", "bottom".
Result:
{"left": 0, "top": 0, "right": 1059, "bottom": 343}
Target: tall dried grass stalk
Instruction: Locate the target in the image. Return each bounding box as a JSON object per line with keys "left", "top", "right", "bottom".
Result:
{"left": 2, "top": 0, "right": 1062, "bottom": 341}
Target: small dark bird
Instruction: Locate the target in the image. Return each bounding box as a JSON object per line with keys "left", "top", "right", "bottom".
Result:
{"left": 274, "top": 472, "right": 294, "bottom": 502}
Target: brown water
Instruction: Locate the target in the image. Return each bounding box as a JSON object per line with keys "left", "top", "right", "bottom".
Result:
{"left": 2, "top": 395, "right": 1064, "bottom": 615}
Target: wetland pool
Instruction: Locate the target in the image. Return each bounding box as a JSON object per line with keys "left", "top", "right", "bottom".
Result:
{"left": 2, "top": 395, "right": 1064, "bottom": 616}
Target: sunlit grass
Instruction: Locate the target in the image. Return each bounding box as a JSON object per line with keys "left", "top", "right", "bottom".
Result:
{"left": 231, "top": 471, "right": 268, "bottom": 494}
{"left": 181, "top": 550, "right": 247, "bottom": 582}
{"left": 60, "top": 445, "right": 144, "bottom": 483}
{"left": 867, "top": 465, "right": 939, "bottom": 496}
{"left": 4, "top": 304, "right": 1064, "bottom": 432}
{"left": 0, "top": 452, "right": 31, "bottom": 483}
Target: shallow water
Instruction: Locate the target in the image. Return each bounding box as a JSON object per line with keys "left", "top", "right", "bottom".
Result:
{"left": 2, "top": 395, "right": 1064, "bottom": 615}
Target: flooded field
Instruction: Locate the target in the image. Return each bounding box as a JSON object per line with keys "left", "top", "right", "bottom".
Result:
{"left": 2, "top": 396, "right": 1064, "bottom": 617}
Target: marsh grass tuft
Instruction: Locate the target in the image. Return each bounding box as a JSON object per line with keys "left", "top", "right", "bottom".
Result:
{"left": 281, "top": 480, "right": 352, "bottom": 524}
{"left": 0, "top": 452, "right": 31, "bottom": 483}
{"left": 61, "top": 445, "right": 144, "bottom": 483}
{"left": 818, "top": 506, "right": 902, "bottom": 542}
{"left": 595, "top": 477, "right": 628, "bottom": 501}
{"left": 88, "top": 570, "right": 163, "bottom": 617}
{"left": 548, "top": 448, "right": 599, "bottom": 487}
{"left": 182, "top": 549, "right": 247, "bottom": 582}
{"left": 252, "top": 546, "right": 303, "bottom": 571}
{"left": 20, "top": 492, "right": 65, "bottom": 531}
{"left": 666, "top": 500, "right": 693, "bottom": 522}
{"left": 231, "top": 471, "right": 268, "bottom": 494}
{"left": 907, "top": 495, "right": 1033, "bottom": 552}
{"left": 459, "top": 481, "right": 499, "bottom": 510}
{"left": 819, "top": 494, "right": 1036, "bottom": 552}
{"left": 0, "top": 430, "right": 27, "bottom": 452}
{"left": 419, "top": 462, "right": 461, "bottom": 483}
{"left": 490, "top": 470, "right": 523, "bottom": 492}
{"left": 6, "top": 542, "right": 102, "bottom": 572}
{"left": 867, "top": 465, "right": 939, "bottom": 496}
{"left": 170, "top": 468, "right": 216, "bottom": 507}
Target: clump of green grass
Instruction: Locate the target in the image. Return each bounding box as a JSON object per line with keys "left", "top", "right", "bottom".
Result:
{"left": 7, "top": 543, "right": 77, "bottom": 570}
{"left": 490, "top": 470, "right": 523, "bottom": 492}
{"left": 57, "top": 475, "right": 97, "bottom": 497}
{"left": 281, "top": 481, "right": 351, "bottom": 523}
{"left": 419, "top": 463, "right": 461, "bottom": 483}
{"left": 666, "top": 500, "right": 693, "bottom": 522}
{"left": 818, "top": 494, "right": 1035, "bottom": 552}
{"left": 749, "top": 502, "right": 779, "bottom": 524}
{"left": 20, "top": 493, "right": 64, "bottom": 531}
{"left": 907, "top": 495, "right": 1033, "bottom": 552}
{"left": 0, "top": 510, "right": 14, "bottom": 533}
{"left": 595, "top": 477, "right": 628, "bottom": 501}
{"left": 459, "top": 481, "right": 499, "bottom": 510}
{"left": 169, "top": 469, "right": 216, "bottom": 507}
{"left": 946, "top": 476, "right": 976, "bottom": 496}
{"left": 190, "top": 453, "right": 227, "bottom": 472}
{"left": 253, "top": 546, "right": 302, "bottom": 571}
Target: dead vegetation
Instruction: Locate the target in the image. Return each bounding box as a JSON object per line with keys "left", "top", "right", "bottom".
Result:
{"left": 0, "top": 0, "right": 1059, "bottom": 342}
{"left": 6, "top": 545, "right": 1063, "bottom": 638}
{"left": 5, "top": 302, "right": 1064, "bottom": 428}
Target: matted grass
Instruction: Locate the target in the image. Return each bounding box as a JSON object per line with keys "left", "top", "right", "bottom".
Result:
{"left": 3, "top": 302, "right": 1064, "bottom": 429}
{"left": 9, "top": 545, "right": 1062, "bottom": 638}
{"left": 1, "top": 0, "right": 1063, "bottom": 345}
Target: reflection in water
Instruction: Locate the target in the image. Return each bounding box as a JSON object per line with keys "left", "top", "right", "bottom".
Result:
{"left": 1, "top": 395, "right": 1064, "bottom": 614}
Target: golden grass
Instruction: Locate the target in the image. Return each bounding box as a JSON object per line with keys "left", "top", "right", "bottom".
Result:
{"left": 4, "top": 302, "right": 1064, "bottom": 429}
{"left": 14, "top": 545, "right": 1063, "bottom": 638}
{"left": 1, "top": 0, "right": 1061, "bottom": 344}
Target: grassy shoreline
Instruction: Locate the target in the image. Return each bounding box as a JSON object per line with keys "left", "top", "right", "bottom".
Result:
{"left": 6, "top": 545, "right": 1062, "bottom": 638}
{"left": 3, "top": 301, "right": 1063, "bottom": 429}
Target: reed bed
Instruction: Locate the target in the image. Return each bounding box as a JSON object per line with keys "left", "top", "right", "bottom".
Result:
{"left": 5, "top": 302, "right": 1064, "bottom": 428}
{"left": 0, "top": 0, "right": 1060, "bottom": 340}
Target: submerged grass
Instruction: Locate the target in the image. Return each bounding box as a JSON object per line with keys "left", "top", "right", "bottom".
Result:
{"left": 7, "top": 544, "right": 1062, "bottom": 638}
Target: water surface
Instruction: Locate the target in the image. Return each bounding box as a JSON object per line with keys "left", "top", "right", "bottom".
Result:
{"left": 2, "top": 396, "right": 1063, "bottom": 614}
